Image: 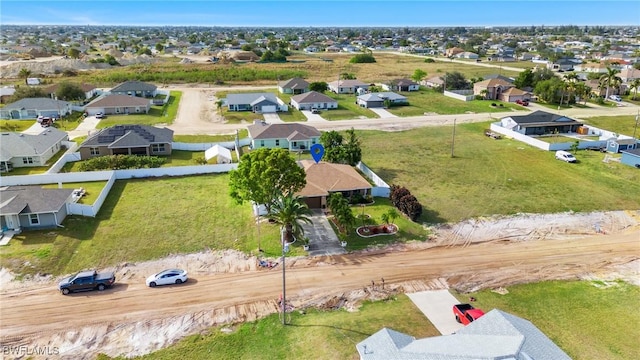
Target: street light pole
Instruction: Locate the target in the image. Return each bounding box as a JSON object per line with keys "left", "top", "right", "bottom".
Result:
{"left": 280, "top": 226, "right": 288, "bottom": 325}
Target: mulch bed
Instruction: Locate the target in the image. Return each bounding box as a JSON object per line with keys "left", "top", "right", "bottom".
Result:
{"left": 356, "top": 224, "right": 398, "bottom": 237}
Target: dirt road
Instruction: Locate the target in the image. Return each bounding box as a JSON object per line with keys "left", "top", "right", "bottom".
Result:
{"left": 1, "top": 229, "right": 638, "bottom": 358}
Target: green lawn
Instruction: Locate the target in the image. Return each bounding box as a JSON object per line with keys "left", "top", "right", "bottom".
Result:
{"left": 454, "top": 280, "right": 640, "bottom": 360}
{"left": 2, "top": 147, "right": 68, "bottom": 176}
{"left": 41, "top": 181, "right": 107, "bottom": 204}
{"left": 173, "top": 129, "right": 248, "bottom": 143}
{"left": 0, "top": 120, "right": 35, "bottom": 132}
{"left": 580, "top": 115, "right": 640, "bottom": 137}
{"left": 386, "top": 89, "right": 522, "bottom": 116}
{"left": 96, "top": 91, "right": 181, "bottom": 128}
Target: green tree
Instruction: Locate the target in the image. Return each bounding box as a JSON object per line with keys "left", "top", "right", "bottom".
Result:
{"left": 349, "top": 53, "right": 376, "bottom": 63}
{"left": 18, "top": 68, "right": 31, "bottom": 85}
{"left": 155, "top": 43, "right": 164, "bottom": 52}
{"left": 514, "top": 68, "right": 535, "bottom": 89}
{"left": 9, "top": 86, "right": 45, "bottom": 102}
{"left": 629, "top": 78, "right": 640, "bottom": 100}
{"left": 56, "top": 82, "right": 85, "bottom": 101}
{"left": 343, "top": 128, "right": 362, "bottom": 166}
{"left": 309, "top": 82, "right": 328, "bottom": 92}
{"left": 319, "top": 131, "right": 345, "bottom": 163}
{"left": 599, "top": 67, "right": 621, "bottom": 101}
{"left": 411, "top": 69, "right": 427, "bottom": 82}
{"left": 67, "top": 48, "right": 81, "bottom": 59}
{"left": 534, "top": 77, "right": 565, "bottom": 104}
{"left": 442, "top": 71, "right": 470, "bottom": 90}
{"left": 267, "top": 191, "right": 312, "bottom": 244}
{"left": 229, "top": 148, "right": 306, "bottom": 213}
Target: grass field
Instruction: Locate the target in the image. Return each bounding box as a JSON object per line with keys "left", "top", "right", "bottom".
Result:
{"left": 580, "top": 115, "right": 640, "bottom": 137}
{"left": 0, "top": 119, "right": 35, "bottom": 132}
{"left": 95, "top": 91, "right": 181, "bottom": 128}
{"left": 41, "top": 181, "right": 107, "bottom": 204}
{"left": 95, "top": 280, "right": 638, "bottom": 360}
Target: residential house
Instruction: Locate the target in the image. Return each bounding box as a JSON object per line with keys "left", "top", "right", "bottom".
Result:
{"left": 296, "top": 160, "right": 372, "bottom": 209}
{"left": 575, "top": 62, "right": 610, "bottom": 73}
{"left": 620, "top": 148, "right": 640, "bottom": 168}
{"left": 0, "top": 86, "right": 15, "bottom": 104}
{"left": 328, "top": 79, "right": 369, "bottom": 94}
{"left": 619, "top": 68, "right": 640, "bottom": 83}
{"left": 444, "top": 47, "right": 464, "bottom": 57}
{"left": 43, "top": 83, "right": 98, "bottom": 100}
{"left": 420, "top": 75, "right": 444, "bottom": 89}
{"left": 1, "top": 186, "right": 74, "bottom": 231}
{"left": 381, "top": 79, "right": 419, "bottom": 92}
{"left": 357, "top": 92, "right": 408, "bottom": 108}
{"left": 473, "top": 78, "right": 515, "bottom": 100}
{"left": 500, "top": 111, "right": 582, "bottom": 136}
{"left": 356, "top": 309, "right": 571, "bottom": 360}
{"left": 84, "top": 94, "right": 151, "bottom": 116}
{"left": 247, "top": 121, "right": 320, "bottom": 151}
{"left": 226, "top": 93, "right": 288, "bottom": 113}
{"left": 278, "top": 77, "right": 310, "bottom": 95}
{"left": 518, "top": 52, "right": 535, "bottom": 61}
{"left": 290, "top": 91, "right": 338, "bottom": 111}
{"left": 548, "top": 58, "right": 578, "bottom": 72}
{"left": 77, "top": 124, "right": 173, "bottom": 160}
{"left": 0, "top": 128, "right": 68, "bottom": 172}
{"left": 0, "top": 98, "right": 72, "bottom": 120}
{"left": 500, "top": 87, "right": 531, "bottom": 103}
{"left": 455, "top": 51, "right": 479, "bottom": 60}
{"left": 483, "top": 74, "right": 514, "bottom": 83}
{"left": 109, "top": 81, "right": 157, "bottom": 98}
{"left": 606, "top": 137, "right": 638, "bottom": 153}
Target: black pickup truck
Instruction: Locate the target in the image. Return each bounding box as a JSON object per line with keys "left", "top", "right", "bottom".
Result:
{"left": 58, "top": 270, "right": 116, "bottom": 295}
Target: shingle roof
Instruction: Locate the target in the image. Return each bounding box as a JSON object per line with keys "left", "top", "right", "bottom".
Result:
{"left": 279, "top": 77, "right": 309, "bottom": 89}
{"left": 80, "top": 125, "right": 173, "bottom": 148}
{"left": 502, "top": 87, "right": 529, "bottom": 96}
{"left": 328, "top": 79, "right": 369, "bottom": 87}
{"left": 0, "top": 186, "right": 73, "bottom": 215}
{"left": 359, "top": 92, "right": 407, "bottom": 102}
{"left": 290, "top": 91, "right": 336, "bottom": 104}
{"left": 622, "top": 148, "right": 640, "bottom": 156}
{"left": 475, "top": 78, "right": 513, "bottom": 88}
{"left": 85, "top": 94, "right": 151, "bottom": 108}
{"left": 227, "top": 92, "right": 280, "bottom": 106}
{"left": 389, "top": 78, "right": 418, "bottom": 86}
{"left": 247, "top": 123, "right": 320, "bottom": 140}
{"left": 110, "top": 81, "right": 157, "bottom": 93}
{"left": 507, "top": 110, "right": 580, "bottom": 125}
{"left": 3, "top": 97, "right": 71, "bottom": 111}
{"left": 296, "top": 160, "right": 372, "bottom": 197}
{"left": 0, "top": 128, "right": 68, "bottom": 161}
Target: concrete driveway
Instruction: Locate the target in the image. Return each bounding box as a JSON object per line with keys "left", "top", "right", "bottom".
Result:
{"left": 301, "top": 110, "right": 328, "bottom": 122}
{"left": 263, "top": 113, "right": 283, "bottom": 123}
{"left": 302, "top": 210, "right": 346, "bottom": 256}
{"left": 368, "top": 107, "right": 398, "bottom": 118}
{"left": 407, "top": 289, "right": 465, "bottom": 335}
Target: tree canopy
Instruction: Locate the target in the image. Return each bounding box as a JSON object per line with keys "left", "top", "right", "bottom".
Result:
{"left": 229, "top": 148, "right": 306, "bottom": 212}
{"left": 319, "top": 128, "right": 362, "bottom": 166}
{"left": 56, "top": 82, "right": 85, "bottom": 101}
{"left": 309, "top": 81, "right": 328, "bottom": 92}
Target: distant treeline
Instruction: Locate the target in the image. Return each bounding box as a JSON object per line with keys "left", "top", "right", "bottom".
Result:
{"left": 90, "top": 66, "right": 307, "bottom": 84}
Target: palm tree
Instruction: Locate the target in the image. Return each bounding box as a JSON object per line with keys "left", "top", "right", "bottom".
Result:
{"left": 18, "top": 68, "right": 31, "bottom": 85}
{"left": 267, "top": 192, "right": 312, "bottom": 244}
{"left": 599, "top": 67, "right": 621, "bottom": 101}
{"left": 629, "top": 78, "right": 640, "bottom": 101}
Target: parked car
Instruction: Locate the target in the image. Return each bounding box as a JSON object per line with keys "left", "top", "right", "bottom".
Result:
{"left": 608, "top": 95, "right": 622, "bottom": 102}
{"left": 310, "top": 108, "right": 321, "bottom": 114}
{"left": 95, "top": 112, "right": 104, "bottom": 119}
{"left": 146, "top": 269, "right": 188, "bottom": 287}
{"left": 59, "top": 270, "right": 116, "bottom": 295}
{"left": 453, "top": 303, "right": 485, "bottom": 325}
{"left": 555, "top": 150, "right": 577, "bottom": 163}
{"left": 515, "top": 99, "right": 529, "bottom": 106}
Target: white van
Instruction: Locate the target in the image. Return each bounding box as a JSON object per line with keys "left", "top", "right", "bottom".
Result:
{"left": 555, "top": 150, "right": 577, "bottom": 163}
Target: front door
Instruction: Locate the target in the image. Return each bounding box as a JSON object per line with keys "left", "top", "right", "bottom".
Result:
{"left": 4, "top": 215, "right": 18, "bottom": 230}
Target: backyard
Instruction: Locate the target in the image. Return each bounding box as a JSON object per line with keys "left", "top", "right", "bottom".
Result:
{"left": 95, "top": 91, "right": 181, "bottom": 128}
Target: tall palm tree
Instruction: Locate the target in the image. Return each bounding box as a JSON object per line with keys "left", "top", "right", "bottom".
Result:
{"left": 267, "top": 192, "right": 312, "bottom": 244}
{"left": 563, "top": 73, "right": 579, "bottom": 105}
{"left": 18, "top": 68, "right": 31, "bottom": 85}
{"left": 599, "top": 67, "right": 621, "bottom": 101}
{"left": 629, "top": 78, "right": 640, "bottom": 101}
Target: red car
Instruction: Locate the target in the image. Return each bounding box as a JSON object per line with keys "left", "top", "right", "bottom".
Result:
{"left": 453, "top": 303, "right": 485, "bottom": 325}
{"left": 515, "top": 99, "right": 529, "bottom": 106}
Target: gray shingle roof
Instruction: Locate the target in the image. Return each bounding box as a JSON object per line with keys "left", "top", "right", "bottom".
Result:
{"left": 358, "top": 92, "right": 407, "bottom": 102}
{"left": 389, "top": 78, "right": 418, "bottom": 86}
{"left": 507, "top": 111, "right": 581, "bottom": 125}
{"left": 3, "top": 97, "right": 71, "bottom": 111}
{"left": 291, "top": 91, "right": 336, "bottom": 104}
{"left": 80, "top": 125, "right": 173, "bottom": 148}
{"left": 356, "top": 309, "right": 571, "bottom": 360}
{"left": 110, "top": 81, "right": 157, "bottom": 93}
{"left": 227, "top": 93, "right": 280, "bottom": 106}
{"left": 247, "top": 123, "right": 320, "bottom": 140}
{"left": 279, "top": 77, "right": 309, "bottom": 89}
{"left": 0, "top": 186, "right": 73, "bottom": 215}
{"left": 85, "top": 94, "right": 151, "bottom": 108}
{"left": 0, "top": 128, "right": 68, "bottom": 161}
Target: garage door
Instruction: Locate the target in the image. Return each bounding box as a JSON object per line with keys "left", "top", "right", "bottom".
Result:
{"left": 304, "top": 197, "right": 322, "bottom": 209}
{"left": 261, "top": 105, "right": 276, "bottom": 113}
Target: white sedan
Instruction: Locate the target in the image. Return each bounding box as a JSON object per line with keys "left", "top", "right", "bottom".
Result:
{"left": 146, "top": 269, "right": 188, "bottom": 287}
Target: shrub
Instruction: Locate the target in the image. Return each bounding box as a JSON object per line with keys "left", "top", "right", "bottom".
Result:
{"left": 491, "top": 103, "right": 497, "bottom": 107}
{"left": 390, "top": 185, "right": 410, "bottom": 208}
{"left": 78, "top": 155, "right": 166, "bottom": 171}
{"left": 349, "top": 53, "right": 376, "bottom": 64}
{"left": 424, "top": 58, "right": 435, "bottom": 63}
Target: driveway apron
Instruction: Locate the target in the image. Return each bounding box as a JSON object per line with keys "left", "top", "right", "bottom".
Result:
{"left": 303, "top": 210, "right": 346, "bottom": 256}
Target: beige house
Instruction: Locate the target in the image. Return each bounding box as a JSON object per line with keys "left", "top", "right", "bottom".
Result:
{"left": 473, "top": 78, "right": 515, "bottom": 100}
{"left": 500, "top": 87, "right": 531, "bottom": 103}
{"left": 296, "top": 160, "right": 372, "bottom": 209}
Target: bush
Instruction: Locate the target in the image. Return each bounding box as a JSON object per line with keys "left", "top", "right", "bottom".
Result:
{"left": 389, "top": 184, "right": 424, "bottom": 222}
{"left": 78, "top": 155, "right": 166, "bottom": 171}
{"left": 491, "top": 103, "right": 497, "bottom": 107}
{"left": 424, "top": 58, "right": 435, "bottom": 63}
{"left": 349, "top": 53, "right": 376, "bottom": 63}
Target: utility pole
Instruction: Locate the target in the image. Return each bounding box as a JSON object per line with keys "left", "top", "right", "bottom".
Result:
{"left": 633, "top": 110, "right": 639, "bottom": 140}
{"left": 280, "top": 227, "right": 288, "bottom": 325}
{"left": 451, "top": 118, "right": 457, "bottom": 158}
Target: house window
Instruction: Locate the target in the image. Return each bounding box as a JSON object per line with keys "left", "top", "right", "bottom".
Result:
{"left": 312, "top": 139, "right": 316, "bottom": 144}
{"left": 292, "top": 141, "right": 297, "bottom": 147}
{"left": 90, "top": 147, "right": 100, "bottom": 156}
{"left": 275, "top": 140, "right": 280, "bottom": 146}
{"left": 152, "top": 144, "right": 165, "bottom": 152}
{"left": 29, "top": 214, "right": 39, "bottom": 225}
{"left": 260, "top": 140, "right": 265, "bottom": 147}
{"left": 22, "top": 157, "right": 34, "bottom": 164}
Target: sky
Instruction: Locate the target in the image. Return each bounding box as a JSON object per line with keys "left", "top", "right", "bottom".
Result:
{"left": 1, "top": 1, "right": 639, "bottom": 27}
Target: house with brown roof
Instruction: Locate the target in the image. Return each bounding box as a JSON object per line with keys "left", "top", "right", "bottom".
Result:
{"left": 77, "top": 124, "right": 173, "bottom": 160}
{"left": 296, "top": 160, "right": 372, "bottom": 209}
{"left": 247, "top": 121, "right": 320, "bottom": 151}
{"left": 84, "top": 94, "right": 151, "bottom": 116}
{"left": 290, "top": 91, "right": 338, "bottom": 111}
{"left": 499, "top": 87, "right": 531, "bottom": 103}
{"left": 473, "top": 78, "right": 515, "bottom": 100}
{"left": 445, "top": 47, "right": 464, "bottom": 57}
{"left": 381, "top": 79, "right": 420, "bottom": 92}
{"left": 278, "top": 78, "right": 310, "bottom": 95}
{"left": 419, "top": 75, "right": 444, "bottom": 88}
{"left": 44, "top": 83, "right": 98, "bottom": 100}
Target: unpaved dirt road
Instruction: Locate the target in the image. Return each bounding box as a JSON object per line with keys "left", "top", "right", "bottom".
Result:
{"left": 1, "top": 229, "right": 638, "bottom": 358}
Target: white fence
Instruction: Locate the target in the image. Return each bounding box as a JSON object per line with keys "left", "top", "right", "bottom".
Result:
{"left": 172, "top": 137, "right": 251, "bottom": 151}
{"left": 47, "top": 142, "right": 81, "bottom": 174}
{"left": 489, "top": 123, "right": 608, "bottom": 151}
{"left": 356, "top": 161, "right": 391, "bottom": 197}
{"left": 444, "top": 89, "right": 475, "bottom": 102}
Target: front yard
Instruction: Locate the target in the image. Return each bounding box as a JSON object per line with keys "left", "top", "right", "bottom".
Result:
{"left": 95, "top": 91, "right": 181, "bottom": 128}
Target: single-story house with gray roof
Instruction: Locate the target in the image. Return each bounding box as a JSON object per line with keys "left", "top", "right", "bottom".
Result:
{"left": 109, "top": 81, "right": 157, "bottom": 98}
{"left": 357, "top": 92, "right": 408, "bottom": 108}
{"left": 356, "top": 309, "right": 570, "bottom": 360}
{"left": 78, "top": 124, "right": 173, "bottom": 160}
{"left": 226, "top": 93, "right": 288, "bottom": 113}
{"left": 500, "top": 110, "right": 582, "bottom": 136}
{"left": 381, "top": 79, "right": 419, "bottom": 92}
{"left": 0, "top": 98, "right": 72, "bottom": 120}
{"left": 43, "top": 83, "right": 98, "bottom": 100}
{"left": 0, "top": 128, "right": 69, "bottom": 172}
{"left": 247, "top": 121, "right": 320, "bottom": 151}
{"left": 84, "top": 94, "right": 151, "bottom": 116}
{"left": 290, "top": 91, "right": 338, "bottom": 110}
{"left": 1, "top": 186, "right": 74, "bottom": 231}
{"left": 278, "top": 77, "right": 310, "bottom": 94}
{"left": 328, "top": 79, "right": 370, "bottom": 94}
